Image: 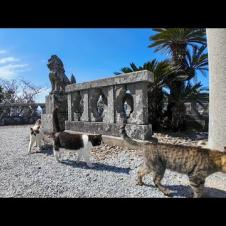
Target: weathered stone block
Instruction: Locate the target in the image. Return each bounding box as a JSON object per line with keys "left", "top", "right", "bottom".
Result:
{"left": 66, "top": 70, "right": 153, "bottom": 92}
{"left": 65, "top": 121, "right": 152, "bottom": 140}
{"left": 43, "top": 92, "right": 68, "bottom": 132}
{"left": 41, "top": 114, "right": 53, "bottom": 134}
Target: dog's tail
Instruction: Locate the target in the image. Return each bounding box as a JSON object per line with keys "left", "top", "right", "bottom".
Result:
{"left": 53, "top": 106, "right": 61, "bottom": 133}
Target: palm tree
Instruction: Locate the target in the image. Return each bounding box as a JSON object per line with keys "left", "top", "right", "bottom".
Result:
{"left": 183, "top": 45, "right": 208, "bottom": 81}
{"left": 149, "top": 28, "right": 207, "bottom": 131}
{"left": 149, "top": 28, "right": 206, "bottom": 65}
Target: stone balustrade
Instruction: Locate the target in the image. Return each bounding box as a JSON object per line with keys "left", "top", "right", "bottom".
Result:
{"left": 64, "top": 70, "right": 154, "bottom": 140}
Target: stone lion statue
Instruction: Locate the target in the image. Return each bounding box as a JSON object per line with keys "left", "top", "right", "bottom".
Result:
{"left": 47, "top": 55, "right": 71, "bottom": 93}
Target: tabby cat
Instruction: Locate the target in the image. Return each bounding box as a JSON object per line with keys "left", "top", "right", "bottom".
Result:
{"left": 120, "top": 123, "right": 226, "bottom": 198}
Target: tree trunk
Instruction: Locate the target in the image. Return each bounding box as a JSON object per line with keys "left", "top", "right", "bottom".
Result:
{"left": 207, "top": 29, "right": 226, "bottom": 151}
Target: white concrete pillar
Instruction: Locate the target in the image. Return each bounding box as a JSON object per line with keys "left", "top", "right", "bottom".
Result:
{"left": 207, "top": 29, "right": 226, "bottom": 151}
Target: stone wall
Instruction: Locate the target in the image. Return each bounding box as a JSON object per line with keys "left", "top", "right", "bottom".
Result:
{"left": 184, "top": 102, "right": 209, "bottom": 131}
{"left": 65, "top": 70, "right": 154, "bottom": 140}
{"left": 0, "top": 103, "right": 45, "bottom": 126}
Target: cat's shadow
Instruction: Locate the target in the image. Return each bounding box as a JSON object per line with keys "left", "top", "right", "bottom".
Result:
{"left": 60, "top": 159, "right": 131, "bottom": 175}
{"left": 31, "top": 144, "right": 53, "bottom": 156}
{"left": 34, "top": 145, "right": 130, "bottom": 174}
{"left": 40, "top": 144, "right": 53, "bottom": 156}
{"left": 143, "top": 183, "right": 226, "bottom": 198}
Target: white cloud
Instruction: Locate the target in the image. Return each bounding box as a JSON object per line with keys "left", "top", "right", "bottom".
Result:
{"left": 34, "top": 87, "right": 51, "bottom": 103}
{"left": 0, "top": 57, "right": 19, "bottom": 64}
{"left": 0, "top": 50, "right": 7, "bottom": 54}
{"left": 0, "top": 63, "right": 29, "bottom": 80}
{"left": 0, "top": 50, "right": 29, "bottom": 80}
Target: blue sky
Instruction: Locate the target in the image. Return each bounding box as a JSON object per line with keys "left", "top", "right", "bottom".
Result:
{"left": 0, "top": 29, "right": 208, "bottom": 102}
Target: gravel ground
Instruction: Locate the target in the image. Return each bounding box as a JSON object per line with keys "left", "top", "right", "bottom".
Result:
{"left": 1, "top": 125, "right": 226, "bottom": 198}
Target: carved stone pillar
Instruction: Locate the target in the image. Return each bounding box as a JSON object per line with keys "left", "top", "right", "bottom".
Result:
{"left": 103, "top": 86, "right": 114, "bottom": 124}
{"left": 67, "top": 93, "right": 72, "bottom": 121}
{"left": 80, "top": 90, "right": 89, "bottom": 122}
{"left": 127, "top": 82, "right": 149, "bottom": 125}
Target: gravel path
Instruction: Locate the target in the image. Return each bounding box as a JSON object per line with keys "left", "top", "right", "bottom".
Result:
{"left": 1, "top": 125, "right": 226, "bottom": 198}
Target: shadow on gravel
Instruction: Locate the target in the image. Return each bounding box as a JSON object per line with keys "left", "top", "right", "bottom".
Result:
{"left": 140, "top": 183, "right": 190, "bottom": 198}
{"left": 204, "top": 187, "right": 226, "bottom": 198}
{"left": 39, "top": 144, "right": 53, "bottom": 156}
{"left": 142, "top": 183, "right": 226, "bottom": 198}
{"left": 60, "top": 160, "right": 131, "bottom": 174}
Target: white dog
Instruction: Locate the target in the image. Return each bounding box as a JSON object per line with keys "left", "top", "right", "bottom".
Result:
{"left": 28, "top": 119, "right": 44, "bottom": 153}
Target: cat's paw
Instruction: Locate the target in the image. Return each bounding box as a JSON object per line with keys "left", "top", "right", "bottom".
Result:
{"left": 163, "top": 189, "right": 173, "bottom": 197}
{"left": 55, "top": 157, "right": 61, "bottom": 163}
{"left": 136, "top": 181, "right": 144, "bottom": 186}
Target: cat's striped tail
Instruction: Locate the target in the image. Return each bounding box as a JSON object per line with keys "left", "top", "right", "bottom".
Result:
{"left": 120, "top": 122, "right": 141, "bottom": 147}
{"left": 120, "top": 122, "right": 158, "bottom": 148}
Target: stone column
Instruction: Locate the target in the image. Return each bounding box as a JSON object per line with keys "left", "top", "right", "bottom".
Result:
{"left": 207, "top": 29, "right": 226, "bottom": 151}
{"left": 115, "top": 85, "right": 126, "bottom": 124}
{"left": 127, "top": 82, "right": 149, "bottom": 125}
{"left": 80, "top": 90, "right": 89, "bottom": 122}
{"left": 103, "top": 86, "right": 114, "bottom": 123}
{"left": 67, "top": 93, "right": 72, "bottom": 121}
